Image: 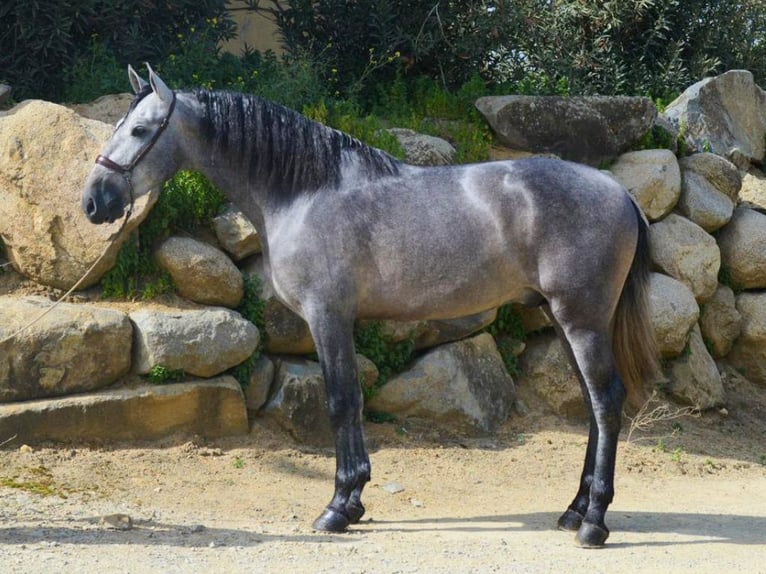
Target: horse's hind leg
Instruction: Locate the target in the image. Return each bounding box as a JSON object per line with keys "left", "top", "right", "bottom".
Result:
{"left": 550, "top": 306, "right": 625, "bottom": 547}
{"left": 306, "top": 306, "right": 371, "bottom": 532}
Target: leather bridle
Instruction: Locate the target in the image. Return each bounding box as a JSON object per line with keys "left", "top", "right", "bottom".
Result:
{"left": 94, "top": 91, "right": 177, "bottom": 216}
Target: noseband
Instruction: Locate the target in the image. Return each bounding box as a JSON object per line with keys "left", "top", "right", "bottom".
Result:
{"left": 94, "top": 91, "right": 177, "bottom": 215}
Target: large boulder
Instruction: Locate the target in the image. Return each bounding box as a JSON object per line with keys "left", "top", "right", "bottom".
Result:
{"left": 0, "top": 296, "right": 132, "bottom": 402}
{"left": 475, "top": 95, "right": 656, "bottom": 166}
{"left": 648, "top": 214, "right": 720, "bottom": 303}
{"left": 609, "top": 149, "right": 680, "bottom": 221}
{"left": 154, "top": 236, "right": 244, "bottom": 308}
{"left": 664, "top": 70, "right": 766, "bottom": 168}
{"left": 0, "top": 376, "right": 248, "bottom": 443}
{"left": 717, "top": 207, "right": 766, "bottom": 290}
{"left": 699, "top": 285, "right": 742, "bottom": 359}
{"left": 366, "top": 333, "right": 516, "bottom": 433}
{"left": 516, "top": 332, "right": 584, "bottom": 419}
{"left": 727, "top": 292, "right": 766, "bottom": 387}
{"left": 676, "top": 153, "right": 740, "bottom": 232}
{"left": 130, "top": 307, "right": 260, "bottom": 377}
{"left": 664, "top": 325, "right": 724, "bottom": 409}
{"left": 0, "top": 100, "right": 156, "bottom": 290}
{"left": 647, "top": 273, "right": 700, "bottom": 358}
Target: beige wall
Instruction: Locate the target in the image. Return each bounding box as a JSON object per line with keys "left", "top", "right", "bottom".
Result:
{"left": 221, "top": 6, "right": 284, "bottom": 56}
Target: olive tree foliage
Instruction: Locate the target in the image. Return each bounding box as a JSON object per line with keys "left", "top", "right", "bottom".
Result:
{"left": 237, "top": 0, "right": 766, "bottom": 100}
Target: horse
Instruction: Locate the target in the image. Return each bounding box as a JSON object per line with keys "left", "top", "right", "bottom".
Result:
{"left": 81, "top": 64, "right": 658, "bottom": 547}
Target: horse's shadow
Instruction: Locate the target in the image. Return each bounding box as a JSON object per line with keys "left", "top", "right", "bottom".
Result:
{"left": 361, "top": 510, "right": 766, "bottom": 548}
{"left": 1, "top": 511, "right": 763, "bottom": 549}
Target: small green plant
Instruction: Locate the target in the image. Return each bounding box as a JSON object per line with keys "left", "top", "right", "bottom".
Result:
{"left": 655, "top": 438, "right": 667, "bottom": 453}
{"left": 147, "top": 364, "right": 185, "bottom": 385}
{"left": 229, "top": 274, "right": 268, "bottom": 388}
{"left": 354, "top": 321, "right": 415, "bottom": 389}
{"left": 100, "top": 171, "right": 226, "bottom": 299}
{"left": 486, "top": 304, "right": 526, "bottom": 377}
{"left": 232, "top": 456, "right": 245, "bottom": 469}
{"left": 671, "top": 447, "right": 684, "bottom": 463}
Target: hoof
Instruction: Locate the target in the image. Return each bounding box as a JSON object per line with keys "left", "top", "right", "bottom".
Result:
{"left": 312, "top": 507, "right": 350, "bottom": 533}
{"left": 557, "top": 509, "right": 584, "bottom": 532}
{"left": 575, "top": 522, "right": 610, "bottom": 548}
{"left": 346, "top": 502, "right": 366, "bottom": 524}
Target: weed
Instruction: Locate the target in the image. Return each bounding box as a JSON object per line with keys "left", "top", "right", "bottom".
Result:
{"left": 486, "top": 304, "right": 526, "bottom": 377}
{"left": 366, "top": 411, "right": 398, "bottom": 424}
{"left": 229, "top": 274, "right": 267, "bottom": 388}
{"left": 354, "top": 321, "right": 416, "bottom": 386}
{"left": 671, "top": 447, "right": 684, "bottom": 463}
{"left": 232, "top": 456, "right": 245, "bottom": 469}
{"left": 147, "top": 364, "right": 185, "bottom": 385}
{"left": 626, "top": 391, "right": 699, "bottom": 444}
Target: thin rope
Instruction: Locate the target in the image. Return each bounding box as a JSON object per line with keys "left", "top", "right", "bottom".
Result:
{"left": 0, "top": 209, "right": 132, "bottom": 346}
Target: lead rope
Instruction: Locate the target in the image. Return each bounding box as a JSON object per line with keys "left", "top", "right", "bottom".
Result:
{"left": 0, "top": 203, "right": 133, "bottom": 346}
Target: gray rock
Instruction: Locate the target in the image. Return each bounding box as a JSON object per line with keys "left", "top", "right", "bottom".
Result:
{"left": 212, "top": 203, "right": 261, "bottom": 260}
{"left": 0, "top": 376, "right": 249, "bottom": 443}
{"left": 0, "top": 84, "right": 12, "bottom": 106}
{"left": 0, "top": 100, "right": 157, "bottom": 289}
{"left": 664, "top": 325, "right": 724, "bottom": 409}
{"left": 699, "top": 285, "right": 741, "bottom": 359}
{"left": 387, "top": 128, "right": 456, "bottom": 166}
{"left": 648, "top": 214, "right": 720, "bottom": 303}
{"left": 366, "top": 333, "right": 516, "bottom": 433}
{"left": 647, "top": 273, "right": 699, "bottom": 358}
{"left": 244, "top": 355, "right": 275, "bottom": 412}
{"left": 609, "top": 149, "right": 680, "bottom": 221}
{"left": 727, "top": 292, "right": 766, "bottom": 386}
{"left": 259, "top": 354, "right": 380, "bottom": 445}
{"left": 475, "top": 95, "right": 656, "bottom": 166}
{"left": 364, "top": 309, "right": 498, "bottom": 352}
{"left": 517, "top": 332, "right": 584, "bottom": 419}
{"left": 675, "top": 153, "right": 740, "bottom": 232}
{"left": 0, "top": 296, "right": 132, "bottom": 402}
{"left": 664, "top": 70, "right": 766, "bottom": 167}
{"left": 130, "top": 307, "right": 260, "bottom": 377}
{"left": 739, "top": 168, "right": 766, "bottom": 211}
{"left": 260, "top": 358, "right": 332, "bottom": 445}
{"left": 155, "top": 236, "right": 243, "bottom": 308}
{"left": 717, "top": 207, "right": 766, "bottom": 290}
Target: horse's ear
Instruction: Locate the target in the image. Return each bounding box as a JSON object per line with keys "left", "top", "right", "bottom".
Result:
{"left": 146, "top": 63, "right": 173, "bottom": 103}
{"left": 128, "top": 65, "right": 148, "bottom": 95}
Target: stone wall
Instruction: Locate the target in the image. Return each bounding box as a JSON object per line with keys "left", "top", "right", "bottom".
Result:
{"left": 1, "top": 70, "right": 765, "bottom": 445}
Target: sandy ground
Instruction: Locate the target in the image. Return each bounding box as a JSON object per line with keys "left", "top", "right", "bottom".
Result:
{"left": 1, "top": 376, "right": 765, "bottom": 574}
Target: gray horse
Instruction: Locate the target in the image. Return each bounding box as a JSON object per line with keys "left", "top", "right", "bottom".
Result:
{"left": 82, "top": 65, "right": 658, "bottom": 547}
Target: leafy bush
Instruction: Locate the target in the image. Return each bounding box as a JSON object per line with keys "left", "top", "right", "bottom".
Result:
{"left": 354, "top": 321, "right": 416, "bottom": 394}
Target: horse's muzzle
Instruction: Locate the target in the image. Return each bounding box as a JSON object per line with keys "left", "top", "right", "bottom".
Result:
{"left": 82, "top": 183, "right": 125, "bottom": 224}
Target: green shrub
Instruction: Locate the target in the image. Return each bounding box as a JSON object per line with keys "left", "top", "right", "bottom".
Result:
{"left": 100, "top": 171, "right": 226, "bottom": 299}
{"left": 486, "top": 304, "right": 526, "bottom": 377}
{"left": 354, "top": 321, "right": 416, "bottom": 395}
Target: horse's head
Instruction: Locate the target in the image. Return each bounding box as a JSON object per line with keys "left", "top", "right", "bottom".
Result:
{"left": 82, "top": 65, "right": 179, "bottom": 224}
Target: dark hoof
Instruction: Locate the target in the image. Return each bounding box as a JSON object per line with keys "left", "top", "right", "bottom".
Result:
{"left": 557, "top": 509, "right": 584, "bottom": 532}
{"left": 346, "top": 502, "right": 366, "bottom": 524}
{"left": 312, "top": 507, "right": 350, "bottom": 533}
{"left": 575, "top": 522, "right": 610, "bottom": 548}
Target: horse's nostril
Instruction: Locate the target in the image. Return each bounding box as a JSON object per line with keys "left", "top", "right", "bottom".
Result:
{"left": 86, "top": 197, "right": 96, "bottom": 217}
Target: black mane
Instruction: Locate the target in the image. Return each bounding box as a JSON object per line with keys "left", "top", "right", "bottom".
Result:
{"left": 192, "top": 89, "right": 401, "bottom": 201}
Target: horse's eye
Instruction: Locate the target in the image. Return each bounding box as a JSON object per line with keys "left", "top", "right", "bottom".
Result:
{"left": 131, "top": 125, "right": 147, "bottom": 137}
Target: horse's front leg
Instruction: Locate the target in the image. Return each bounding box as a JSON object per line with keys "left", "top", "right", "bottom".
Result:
{"left": 307, "top": 307, "right": 370, "bottom": 532}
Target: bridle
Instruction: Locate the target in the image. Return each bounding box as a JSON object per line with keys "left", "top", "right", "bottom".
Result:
{"left": 94, "top": 90, "right": 177, "bottom": 216}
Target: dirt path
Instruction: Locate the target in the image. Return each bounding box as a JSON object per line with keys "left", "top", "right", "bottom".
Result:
{"left": 1, "top": 403, "right": 765, "bottom": 574}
